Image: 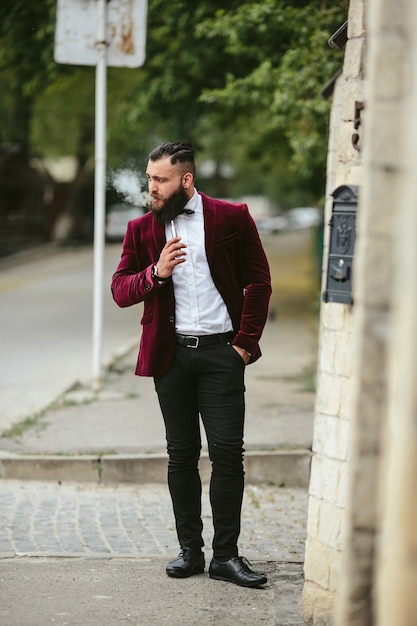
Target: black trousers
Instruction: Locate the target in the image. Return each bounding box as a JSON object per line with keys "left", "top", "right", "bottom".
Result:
{"left": 154, "top": 341, "right": 246, "bottom": 560}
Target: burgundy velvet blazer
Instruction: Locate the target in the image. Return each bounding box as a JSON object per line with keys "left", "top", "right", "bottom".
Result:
{"left": 111, "top": 192, "right": 272, "bottom": 377}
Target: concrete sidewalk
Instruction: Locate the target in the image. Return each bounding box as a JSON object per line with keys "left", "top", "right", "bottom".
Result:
{"left": 0, "top": 318, "right": 315, "bottom": 486}
{"left": 1, "top": 556, "right": 305, "bottom": 626}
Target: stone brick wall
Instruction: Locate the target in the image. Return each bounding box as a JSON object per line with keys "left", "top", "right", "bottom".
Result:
{"left": 302, "top": 1, "right": 366, "bottom": 623}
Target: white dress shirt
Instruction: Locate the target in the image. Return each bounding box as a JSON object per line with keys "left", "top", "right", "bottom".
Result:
{"left": 165, "top": 190, "right": 234, "bottom": 336}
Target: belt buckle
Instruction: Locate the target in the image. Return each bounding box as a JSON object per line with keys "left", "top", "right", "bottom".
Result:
{"left": 186, "top": 335, "right": 199, "bottom": 348}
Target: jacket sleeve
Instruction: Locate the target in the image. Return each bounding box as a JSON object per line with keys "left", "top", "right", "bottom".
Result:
{"left": 231, "top": 206, "right": 272, "bottom": 359}
{"left": 111, "top": 220, "right": 166, "bottom": 308}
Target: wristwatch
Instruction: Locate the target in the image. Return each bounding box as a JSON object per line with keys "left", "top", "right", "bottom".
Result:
{"left": 152, "top": 264, "right": 167, "bottom": 284}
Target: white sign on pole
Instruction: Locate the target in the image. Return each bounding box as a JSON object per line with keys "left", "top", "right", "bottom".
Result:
{"left": 54, "top": 0, "right": 148, "bottom": 68}
{"left": 54, "top": 0, "right": 147, "bottom": 390}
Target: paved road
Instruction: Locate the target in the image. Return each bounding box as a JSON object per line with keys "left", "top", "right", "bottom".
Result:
{"left": 0, "top": 244, "right": 138, "bottom": 431}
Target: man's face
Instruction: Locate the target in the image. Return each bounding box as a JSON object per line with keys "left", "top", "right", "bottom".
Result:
{"left": 146, "top": 156, "right": 189, "bottom": 223}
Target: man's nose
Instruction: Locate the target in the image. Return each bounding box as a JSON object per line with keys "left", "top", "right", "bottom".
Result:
{"left": 148, "top": 179, "right": 157, "bottom": 194}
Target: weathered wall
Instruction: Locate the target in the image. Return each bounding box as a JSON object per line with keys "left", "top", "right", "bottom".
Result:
{"left": 303, "top": 0, "right": 417, "bottom": 623}
{"left": 366, "top": 0, "right": 417, "bottom": 624}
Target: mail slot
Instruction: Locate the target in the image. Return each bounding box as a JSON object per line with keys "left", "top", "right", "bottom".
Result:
{"left": 322, "top": 184, "right": 358, "bottom": 305}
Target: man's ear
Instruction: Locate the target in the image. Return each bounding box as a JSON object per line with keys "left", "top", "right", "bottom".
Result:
{"left": 182, "top": 172, "right": 193, "bottom": 189}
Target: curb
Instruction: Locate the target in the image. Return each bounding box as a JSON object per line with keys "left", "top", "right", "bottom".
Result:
{"left": 0, "top": 449, "right": 311, "bottom": 487}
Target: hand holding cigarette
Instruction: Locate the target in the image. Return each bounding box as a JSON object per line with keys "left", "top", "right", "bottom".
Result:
{"left": 155, "top": 236, "right": 187, "bottom": 279}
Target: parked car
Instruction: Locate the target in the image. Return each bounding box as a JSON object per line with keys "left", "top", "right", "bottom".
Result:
{"left": 105, "top": 203, "right": 145, "bottom": 242}
{"left": 256, "top": 215, "right": 288, "bottom": 234}
{"left": 286, "top": 207, "right": 322, "bottom": 230}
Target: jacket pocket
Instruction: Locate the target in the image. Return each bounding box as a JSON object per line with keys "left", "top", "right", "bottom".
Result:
{"left": 226, "top": 344, "right": 246, "bottom": 367}
{"left": 215, "top": 231, "right": 239, "bottom": 246}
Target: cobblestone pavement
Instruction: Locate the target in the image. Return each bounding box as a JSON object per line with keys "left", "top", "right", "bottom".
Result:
{"left": 0, "top": 480, "right": 307, "bottom": 561}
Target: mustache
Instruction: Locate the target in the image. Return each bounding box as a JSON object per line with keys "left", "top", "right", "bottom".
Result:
{"left": 151, "top": 187, "right": 190, "bottom": 223}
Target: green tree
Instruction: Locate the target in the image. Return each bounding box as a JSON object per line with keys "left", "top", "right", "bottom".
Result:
{"left": 124, "top": 0, "right": 347, "bottom": 203}
{"left": 194, "top": 1, "right": 347, "bottom": 197}
{"left": 0, "top": 0, "right": 56, "bottom": 150}
{"left": 1, "top": 0, "right": 348, "bottom": 217}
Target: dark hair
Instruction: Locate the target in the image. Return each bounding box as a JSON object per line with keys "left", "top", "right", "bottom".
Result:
{"left": 149, "top": 142, "right": 195, "bottom": 176}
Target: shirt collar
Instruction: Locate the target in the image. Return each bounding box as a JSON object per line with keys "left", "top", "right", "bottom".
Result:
{"left": 183, "top": 188, "right": 201, "bottom": 214}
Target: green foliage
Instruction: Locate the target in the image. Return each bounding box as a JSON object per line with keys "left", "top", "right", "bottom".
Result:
{"left": 0, "top": 0, "right": 57, "bottom": 145}
{"left": 196, "top": 1, "right": 347, "bottom": 183}
{"left": 125, "top": 0, "right": 240, "bottom": 143}
{"left": 32, "top": 68, "right": 95, "bottom": 160}
{"left": 0, "top": 0, "right": 56, "bottom": 96}
{"left": 0, "top": 0, "right": 348, "bottom": 206}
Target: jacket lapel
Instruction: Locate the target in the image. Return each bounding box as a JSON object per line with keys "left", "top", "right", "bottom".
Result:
{"left": 150, "top": 192, "right": 216, "bottom": 258}
{"left": 201, "top": 192, "right": 217, "bottom": 263}
{"left": 152, "top": 218, "right": 166, "bottom": 252}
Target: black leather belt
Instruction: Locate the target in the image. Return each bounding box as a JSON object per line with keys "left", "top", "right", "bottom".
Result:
{"left": 176, "top": 332, "right": 235, "bottom": 349}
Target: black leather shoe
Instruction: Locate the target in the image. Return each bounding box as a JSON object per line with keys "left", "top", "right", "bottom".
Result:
{"left": 209, "top": 556, "right": 267, "bottom": 587}
{"left": 166, "top": 547, "right": 205, "bottom": 578}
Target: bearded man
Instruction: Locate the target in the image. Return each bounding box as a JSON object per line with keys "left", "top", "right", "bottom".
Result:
{"left": 111, "top": 142, "right": 271, "bottom": 587}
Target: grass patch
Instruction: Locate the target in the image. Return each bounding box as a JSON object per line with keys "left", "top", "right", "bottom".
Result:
{"left": 285, "top": 363, "right": 316, "bottom": 393}
{"left": 2, "top": 413, "right": 46, "bottom": 439}
{"left": 60, "top": 396, "right": 96, "bottom": 407}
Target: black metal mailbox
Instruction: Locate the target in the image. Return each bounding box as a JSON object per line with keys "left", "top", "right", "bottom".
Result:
{"left": 322, "top": 184, "right": 358, "bottom": 305}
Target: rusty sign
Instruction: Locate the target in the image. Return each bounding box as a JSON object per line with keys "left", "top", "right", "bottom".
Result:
{"left": 54, "top": 0, "right": 148, "bottom": 68}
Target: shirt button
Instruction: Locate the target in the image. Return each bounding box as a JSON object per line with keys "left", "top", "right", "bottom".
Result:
{"left": 169, "top": 316, "right": 174, "bottom": 323}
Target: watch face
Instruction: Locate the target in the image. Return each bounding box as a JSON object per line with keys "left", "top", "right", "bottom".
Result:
{"left": 152, "top": 265, "right": 166, "bottom": 282}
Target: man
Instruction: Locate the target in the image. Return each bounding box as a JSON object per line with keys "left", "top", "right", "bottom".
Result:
{"left": 111, "top": 142, "right": 271, "bottom": 587}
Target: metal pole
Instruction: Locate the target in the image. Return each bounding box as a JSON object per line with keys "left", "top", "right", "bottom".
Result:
{"left": 92, "top": 0, "right": 107, "bottom": 392}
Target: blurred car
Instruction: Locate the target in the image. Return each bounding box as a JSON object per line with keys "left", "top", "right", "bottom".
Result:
{"left": 286, "top": 207, "right": 322, "bottom": 230}
{"left": 105, "top": 203, "right": 145, "bottom": 242}
{"left": 256, "top": 215, "right": 288, "bottom": 234}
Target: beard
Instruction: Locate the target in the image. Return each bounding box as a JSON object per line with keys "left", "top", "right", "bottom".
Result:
{"left": 150, "top": 185, "right": 190, "bottom": 223}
